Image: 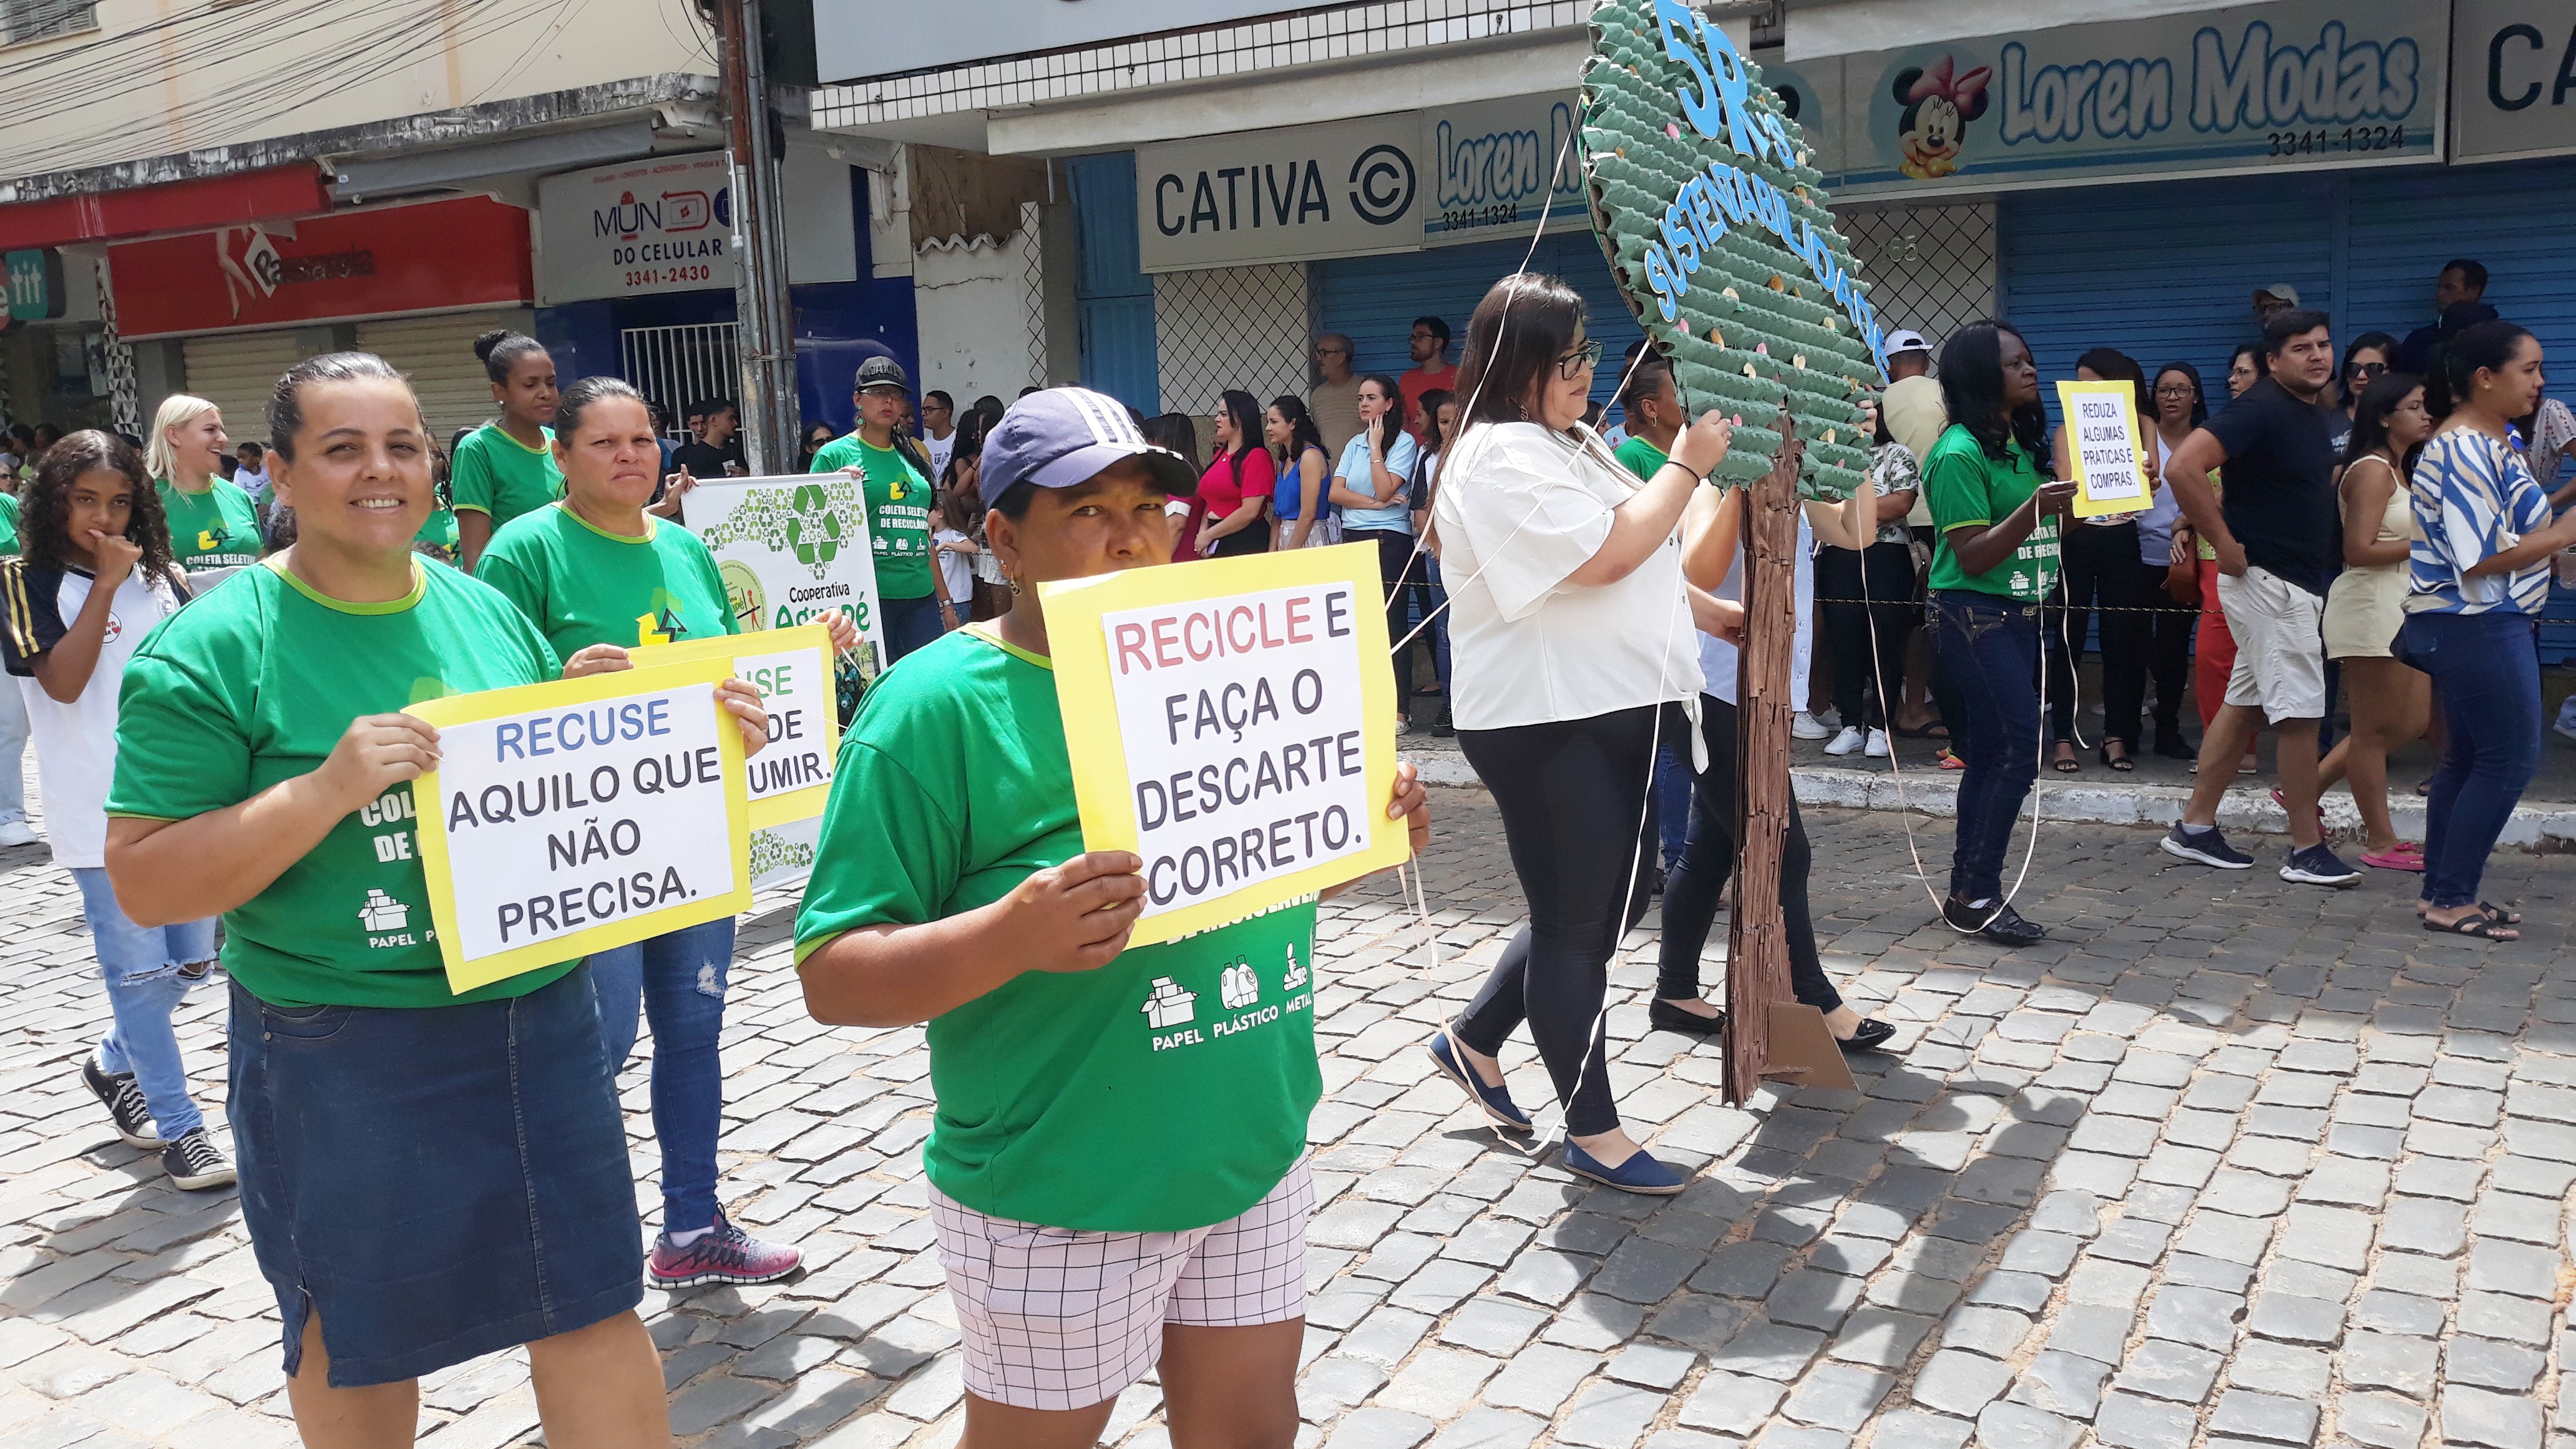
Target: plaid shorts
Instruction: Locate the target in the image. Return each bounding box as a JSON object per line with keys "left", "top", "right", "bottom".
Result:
{"left": 929, "top": 1159, "right": 1314, "bottom": 1412}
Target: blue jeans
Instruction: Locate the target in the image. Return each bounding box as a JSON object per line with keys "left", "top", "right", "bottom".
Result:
{"left": 1933, "top": 591, "right": 2042, "bottom": 904}
{"left": 590, "top": 918, "right": 734, "bottom": 1234}
{"left": 2408, "top": 612, "right": 2542, "bottom": 909}
{"left": 0, "top": 682, "right": 27, "bottom": 825}
{"left": 1422, "top": 557, "right": 1453, "bottom": 693}
{"left": 74, "top": 867, "right": 217, "bottom": 1139}
{"left": 881, "top": 593, "right": 944, "bottom": 663}
{"left": 1652, "top": 739, "right": 1694, "bottom": 870}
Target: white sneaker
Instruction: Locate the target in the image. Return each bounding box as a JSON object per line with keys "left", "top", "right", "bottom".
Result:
{"left": 1824, "top": 726, "right": 1866, "bottom": 756}
{"left": 1865, "top": 728, "right": 1891, "bottom": 758}
{"left": 0, "top": 821, "right": 37, "bottom": 848}
{"left": 1791, "top": 712, "right": 1833, "bottom": 741}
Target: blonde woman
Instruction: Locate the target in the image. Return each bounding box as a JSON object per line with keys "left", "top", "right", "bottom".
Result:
{"left": 147, "top": 395, "right": 258, "bottom": 574}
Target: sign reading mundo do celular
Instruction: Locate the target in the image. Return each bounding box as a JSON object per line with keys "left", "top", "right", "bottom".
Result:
{"left": 1581, "top": 0, "right": 1884, "bottom": 495}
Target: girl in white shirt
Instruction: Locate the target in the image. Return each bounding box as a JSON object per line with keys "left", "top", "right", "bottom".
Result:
{"left": 1422, "top": 273, "right": 1735, "bottom": 1196}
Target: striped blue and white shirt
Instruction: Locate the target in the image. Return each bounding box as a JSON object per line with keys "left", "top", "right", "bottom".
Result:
{"left": 2408, "top": 428, "right": 2553, "bottom": 617}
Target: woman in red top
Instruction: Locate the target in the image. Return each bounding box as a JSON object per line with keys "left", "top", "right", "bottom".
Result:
{"left": 1194, "top": 391, "right": 1276, "bottom": 558}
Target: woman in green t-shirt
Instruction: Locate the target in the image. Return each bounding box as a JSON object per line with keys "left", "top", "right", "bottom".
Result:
{"left": 105, "top": 352, "right": 768, "bottom": 1446}
{"left": 1919, "top": 321, "right": 2077, "bottom": 947}
{"left": 478, "top": 374, "right": 855, "bottom": 1292}
{"left": 147, "top": 393, "right": 261, "bottom": 575}
{"left": 795, "top": 387, "right": 1428, "bottom": 1448}
{"left": 452, "top": 329, "right": 562, "bottom": 573}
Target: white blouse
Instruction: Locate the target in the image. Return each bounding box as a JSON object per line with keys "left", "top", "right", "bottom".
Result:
{"left": 1699, "top": 509, "right": 1814, "bottom": 708}
{"left": 1430, "top": 421, "right": 1704, "bottom": 731}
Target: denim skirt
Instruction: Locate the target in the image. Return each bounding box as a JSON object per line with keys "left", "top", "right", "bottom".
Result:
{"left": 228, "top": 965, "right": 642, "bottom": 1387}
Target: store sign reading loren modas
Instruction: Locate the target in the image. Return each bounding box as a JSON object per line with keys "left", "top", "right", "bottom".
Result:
{"left": 1040, "top": 544, "right": 1410, "bottom": 949}
{"left": 406, "top": 660, "right": 753, "bottom": 993}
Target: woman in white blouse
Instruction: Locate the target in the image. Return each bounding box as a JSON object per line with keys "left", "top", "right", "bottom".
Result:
{"left": 1421, "top": 273, "right": 1735, "bottom": 1195}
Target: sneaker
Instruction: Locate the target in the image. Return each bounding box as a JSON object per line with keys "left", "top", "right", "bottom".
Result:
{"left": 2280, "top": 842, "right": 2362, "bottom": 886}
{"left": 2160, "top": 823, "right": 2252, "bottom": 869}
{"left": 161, "top": 1129, "right": 236, "bottom": 1191}
{"left": 1864, "top": 728, "right": 1891, "bottom": 758}
{"left": 1941, "top": 895, "right": 2046, "bottom": 945}
{"left": 82, "top": 1057, "right": 162, "bottom": 1149}
{"left": 1824, "top": 725, "right": 1866, "bottom": 756}
{"left": 648, "top": 1211, "right": 803, "bottom": 1290}
{"left": 0, "top": 821, "right": 36, "bottom": 848}
{"left": 1791, "top": 711, "right": 1833, "bottom": 741}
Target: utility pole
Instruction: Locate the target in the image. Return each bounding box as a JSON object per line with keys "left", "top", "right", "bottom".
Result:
{"left": 711, "top": 0, "right": 798, "bottom": 476}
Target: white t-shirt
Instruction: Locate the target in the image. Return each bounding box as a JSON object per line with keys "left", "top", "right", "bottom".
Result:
{"left": 925, "top": 429, "right": 956, "bottom": 482}
{"left": 8, "top": 564, "right": 187, "bottom": 868}
{"left": 932, "top": 528, "right": 973, "bottom": 607}
{"left": 1699, "top": 509, "right": 1815, "bottom": 707}
{"left": 1432, "top": 421, "right": 1704, "bottom": 731}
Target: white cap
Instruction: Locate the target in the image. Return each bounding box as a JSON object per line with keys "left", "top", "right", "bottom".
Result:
{"left": 2255, "top": 281, "right": 2301, "bottom": 305}
{"left": 1881, "top": 329, "right": 1932, "bottom": 360}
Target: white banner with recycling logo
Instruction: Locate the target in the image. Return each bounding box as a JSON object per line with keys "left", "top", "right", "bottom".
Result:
{"left": 684, "top": 475, "right": 889, "bottom": 686}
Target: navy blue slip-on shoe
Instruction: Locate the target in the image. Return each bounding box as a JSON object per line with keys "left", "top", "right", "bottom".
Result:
{"left": 1563, "top": 1141, "right": 1688, "bottom": 1195}
{"left": 1424, "top": 1030, "right": 1532, "bottom": 1132}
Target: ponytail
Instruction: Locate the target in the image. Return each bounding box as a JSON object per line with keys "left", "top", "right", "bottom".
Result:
{"left": 2423, "top": 320, "right": 2532, "bottom": 421}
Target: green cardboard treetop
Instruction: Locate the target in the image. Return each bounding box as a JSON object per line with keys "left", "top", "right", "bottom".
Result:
{"left": 1581, "top": 0, "right": 1886, "bottom": 496}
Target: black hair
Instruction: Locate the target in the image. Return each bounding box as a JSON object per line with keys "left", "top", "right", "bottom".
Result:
{"left": 268, "top": 351, "right": 412, "bottom": 460}
{"left": 1453, "top": 272, "right": 1587, "bottom": 434}
{"left": 1621, "top": 351, "right": 1676, "bottom": 413}
{"left": 2258, "top": 308, "right": 2331, "bottom": 362}
{"left": 1872, "top": 396, "right": 1895, "bottom": 448}
{"left": 553, "top": 374, "right": 648, "bottom": 444}
{"left": 939, "top": 410, "right": 990, "bottom": 495}
{"left": 2227, "top": 343, "right": 2263, "bottom": 385}
{"left": 236, "top": 439, "right": 265, "bottom": 459}
{"left": 472, "top": 328, "right": 549, "bottom": 386}
{"left": 22, "top": 430, "right": 173, "bottom": 582}
{"left": 1019, "top": 386, "right": 1042, "bottom": 399}
{"left": 1418, "top": 389, "right": 1455, "bottom": 452}
{"left": 1266, "top": 396, "right": 1327, "bottom": 465}
{"left": 1141, "top": 412, "right": 1202, "bottom": 476}
{"left": 2442, "top": 258, "right": 2489, "bottom": 292}
{"left": 2341, "top": 370, "right": 2426, "bottom": 472}
{"left": 6, "top": 424, "right": 29, "bottom": 447}
{"left": 972, "top": 394, "right": 1005, "bottom": 418}
{"left": 925, "top": 390, "right": 955, "bottom": 410}
{"left": 1360, "top": 374, "right": 1410, "bottom": 452}
{"left": 1216, "top": 389, "right": 1264, "bottom": 489}
{"left": 2339, "top": 331, "right": 2401, "bottom": 381}
{"left": 2424, "top": 320, "right": 2537, "bottom": 421}
{"left": 2074, "top": 347, "right": 2149, "bottom": 414}
{"left": 2153, "top": 361, "right": 2209, "bottom": 429}
{"left": 1938, "top": 320, "right": 2048, "bottom": 465}
{"left": 1412, "top": 316, "right": 1451, "bottom": 346}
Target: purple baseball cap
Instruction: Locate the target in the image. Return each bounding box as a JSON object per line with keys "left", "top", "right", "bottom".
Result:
{"left": 981, "top": 387, "right": 1198, "bottom": 505}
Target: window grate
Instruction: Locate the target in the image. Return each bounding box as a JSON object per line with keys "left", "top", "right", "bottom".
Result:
{"left": 1154, "top": 264, "right": 1311, "bottom": 426}
{"left": 1834, "top": 202, "right": 1999, "bottom": 360}
{"left": 620, "top": 323, "right": 742, "bottom": 442}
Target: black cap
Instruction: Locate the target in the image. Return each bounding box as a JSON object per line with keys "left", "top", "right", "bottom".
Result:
{"left": 854, "top": 356, "right": 910, "bottom": 394}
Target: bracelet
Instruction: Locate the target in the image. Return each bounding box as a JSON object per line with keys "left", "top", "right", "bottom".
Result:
{"left": 1659, "top": 457, "right": 1708, "bottom": 486}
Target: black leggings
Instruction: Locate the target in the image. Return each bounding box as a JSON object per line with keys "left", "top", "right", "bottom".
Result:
{"left": 1817, "top": 542, "right": 1916, "bottom": 729}
{"left": 1452, "top": 703, "right": 1670, "bottom": 1137}
{"left": 1654, "top": 695, "right": 1842, "bottom": 1013}
{"left": 2044, "top": 521, "right": 2147, "bottom": 743}
{"left": 1348, "top": 527, "right": 1427, "bottom": 719}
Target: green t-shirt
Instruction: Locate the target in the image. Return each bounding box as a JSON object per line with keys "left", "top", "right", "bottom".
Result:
{"left": 808, "top": 433, "right": 933, "bottom": 600}
{"left": 451, "top": 424, "right": 564, "bottom": 532}
{"left": 106, "top": 559, "right": 570, "bottom": 1009}
{"left": 1922, "top": 425, "right": 2061, "bottom": 602}
{"left": 0, "top": 493, "right": 19, "bottom": 557}
{"left": 416, "top": 506, "right": 460, "bottom": 561}
{"left": 793, "top": 627, "right": 1321, "bottom": 1232}
{"left": 1612, "top": 435, "right": 1669, "bottom": 484}
{"left": 475, "top": 504, "right": 738, "bottom": 658}
{"left": 157, "top": 478, "right": 261, "bottom": 569}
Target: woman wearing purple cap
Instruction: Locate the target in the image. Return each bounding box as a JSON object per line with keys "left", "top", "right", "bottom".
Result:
{"left": 794, "top": 387, "right": 1431, "bottom": 1448}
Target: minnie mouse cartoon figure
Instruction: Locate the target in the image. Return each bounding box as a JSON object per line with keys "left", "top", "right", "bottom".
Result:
{"left": 1892, "top": 56, "right": 1990, "bottom": 180}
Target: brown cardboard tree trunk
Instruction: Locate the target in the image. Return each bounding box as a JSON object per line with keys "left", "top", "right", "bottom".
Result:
{"left": 1724, "top": 427, "right": 1855, "bottom": 1103}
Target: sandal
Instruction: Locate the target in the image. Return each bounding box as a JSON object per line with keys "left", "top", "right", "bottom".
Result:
{"left": 2423, "top": 910, "right": 2517, "bottom": 940}
{"left": 2098, "top": 743, "right": 2135, "bottom": 772}
{"left": 1937, "top": 748, "right": 1966, "bottom": 771}
{"left": 2052, "top": 742, "right": 2081, "bottom": 774}
{"left": 2360, "top": 846, "right": 2423, "bottom": 872}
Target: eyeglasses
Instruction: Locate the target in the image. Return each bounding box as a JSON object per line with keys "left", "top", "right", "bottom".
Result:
{"left": 1314, "top": 346, "right": 1350, "bottom": 358}
{"left": 2153, "top": 384, "right": 2197, "bottom": 398}
{"left": 1558, "top": 338, "right": 1604, "bottom": 379}
{"left": 2349, "top": 360, "right": 2388, "bottom": 379}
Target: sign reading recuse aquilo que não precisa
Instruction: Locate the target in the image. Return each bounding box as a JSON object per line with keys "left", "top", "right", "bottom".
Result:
{"left": 1043, "top": 544, "right": 1412, "bottom": 949}
{"left": 407, "top": 658, "right": 753, "bottom": 993}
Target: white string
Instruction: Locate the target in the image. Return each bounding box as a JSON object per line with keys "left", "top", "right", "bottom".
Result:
{"left": 1861, "top": 482, "right": 2066, "bottom": 932}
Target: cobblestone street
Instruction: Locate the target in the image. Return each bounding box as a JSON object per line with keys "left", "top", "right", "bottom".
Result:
{"left": 1, "top": 789, "right": 2571, "bottom": 1448}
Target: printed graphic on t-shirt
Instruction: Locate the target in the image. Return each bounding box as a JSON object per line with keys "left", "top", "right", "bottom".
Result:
{"left": 1142, "top": 934, "right": 1315, "bottom": 1052}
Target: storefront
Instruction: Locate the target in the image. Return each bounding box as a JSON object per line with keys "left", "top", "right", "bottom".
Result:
{"left": 105, "top": 195, "right": 539, "bottom": 442}
{"left": 0, "top": 248, "right": 115, "bottom": 439}
{"left": 530, "top": 142, "right": 922, "bottom": 442}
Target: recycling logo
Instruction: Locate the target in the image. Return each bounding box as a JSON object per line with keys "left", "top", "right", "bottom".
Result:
{"left": 788, "top": 484, "right": 843, "bottom": 567}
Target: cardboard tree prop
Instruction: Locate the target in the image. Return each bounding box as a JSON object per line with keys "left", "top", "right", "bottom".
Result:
{"left": 1583, "top": 0, "right": 1890, "bottom": 1100}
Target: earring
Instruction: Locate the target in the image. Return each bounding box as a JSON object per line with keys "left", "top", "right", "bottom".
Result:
{"left": 1007, "top": 575, "right": 1024, "bottom": 596}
